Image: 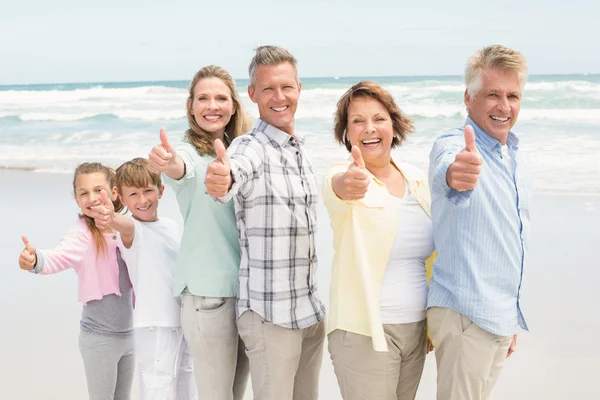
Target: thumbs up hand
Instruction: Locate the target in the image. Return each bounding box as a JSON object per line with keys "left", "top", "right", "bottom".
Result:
{"left": 90, "top": 190, "right": 115, "bottom": 230}
{"left": 205, "top": 139, "right": 232, "bottom": 197}
{"left": 446, "top": 125, "right": 483, "bottom": 192}
{"left": 332, "top": 145, "right": 371, "bottom": 201}
{"left": 19, "top": 236, "right": 37, "bottom": 271}
{"left": 148, "top": 127, "right": 177, "bottom": 174}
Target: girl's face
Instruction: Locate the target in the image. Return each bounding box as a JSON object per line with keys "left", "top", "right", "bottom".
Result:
{"left": 189, "top": 77, "right": 236, "bottom": 137}
{"left": 74, "top": 172, "right": 117, "bottom": 218}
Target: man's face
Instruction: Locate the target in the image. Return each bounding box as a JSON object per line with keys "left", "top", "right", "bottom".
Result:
{"left": 465, "top": 68, "right": 522, "bottom": 144}
{"left": 248, "top": 62, "right": 301, "bottom": 135}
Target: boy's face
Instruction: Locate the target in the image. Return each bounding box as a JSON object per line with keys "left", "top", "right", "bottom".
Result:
{"left": 119, "top": 184, "right": 164, "bottom": 222}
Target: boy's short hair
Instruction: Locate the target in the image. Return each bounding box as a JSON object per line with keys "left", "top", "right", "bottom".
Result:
{"left": 115, "top": 158, "right": 162, "bottom": 194}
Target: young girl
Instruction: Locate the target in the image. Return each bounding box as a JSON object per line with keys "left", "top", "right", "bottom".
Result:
{"left": 18, "top": 162, "right": 134, "bottom": 400}
{"left": 147, "top": 65, "right": 251, "bottom": 399}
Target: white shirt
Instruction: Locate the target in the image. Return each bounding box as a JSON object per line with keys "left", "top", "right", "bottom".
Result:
{"left": 379, "top": 189, "right": 435, "bottom": 324}
{"left": 119, "top": 217, "right": 182, "bottom": 328}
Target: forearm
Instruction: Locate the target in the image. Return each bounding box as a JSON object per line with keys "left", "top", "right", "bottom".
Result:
{"left": 331, "top": 173, "right": 348, "bottom": 200}
{"left": 162, "top": 155, "right": 186, "bottom": 180}
{"left": 109, "top": 213, "right": 135, "bottom": 248}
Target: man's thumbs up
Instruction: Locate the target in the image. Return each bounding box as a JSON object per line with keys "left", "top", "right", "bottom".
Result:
{"left": 446, "top": 125, "right": 483, "bottom": 192}
{"left": 206, "top": 139, "right": 232, "bottom": 197}
{"left": 464, "top": 125, "right": 478, "bottom": 153}
{"left": 148, "top": 127, "right": 177, "bottom": 174}
{"left": 19, "top": 236, "right": 37, "bottom": 271}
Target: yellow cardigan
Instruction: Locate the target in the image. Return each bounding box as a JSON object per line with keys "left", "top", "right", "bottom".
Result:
{"left": 322, "top": 156, "right": 436, "bottom": 352}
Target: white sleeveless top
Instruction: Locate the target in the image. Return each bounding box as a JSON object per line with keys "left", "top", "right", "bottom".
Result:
{"left": 379, "top": 186, "right": 435, "bottom": 324}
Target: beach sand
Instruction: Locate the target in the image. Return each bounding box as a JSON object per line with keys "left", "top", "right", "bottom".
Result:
{"left": 1, "top": 169, "right": 598, "bottom": 399}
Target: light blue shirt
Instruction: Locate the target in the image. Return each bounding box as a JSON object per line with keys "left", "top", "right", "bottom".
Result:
{"left": 163, "top": 141, "right": 241, "bottom": 298}
{"left": 427, "top": 117, "right": 531, "bottom": 336}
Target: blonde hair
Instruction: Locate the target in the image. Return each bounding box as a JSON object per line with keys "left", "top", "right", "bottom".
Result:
{"left": 465, "top": 45, "right": 528, "bottom": 99}
{"left": 185, "top": 65, "right": 252, "bottom": 156}
{"left": 249, "top": 45, "right": 298, "bottom": 87}
{"left": 73, "top": 162, "right": 124, "bottom": 256}
{"left": 333, "top": 81, "right": 414, "bottom": 152}
{"left": 115, "top": 158, "right": 162, "bottom": 195}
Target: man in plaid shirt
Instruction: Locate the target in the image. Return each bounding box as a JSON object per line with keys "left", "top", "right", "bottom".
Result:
{"left": 206, "top": 45, "right": 326, "bottom": 400}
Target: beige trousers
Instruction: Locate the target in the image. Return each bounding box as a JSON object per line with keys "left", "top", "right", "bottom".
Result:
{"left": 427, "top": 307, "right": 513, "bottom": 400}
{"left": 328, "top": 320, "right": 427, "bottom": 400}
{"left": 236, "top": 310, "right": 326, "bottom": 400}
{"left": 180, "top": 295, "right": 249, "bottom": 400}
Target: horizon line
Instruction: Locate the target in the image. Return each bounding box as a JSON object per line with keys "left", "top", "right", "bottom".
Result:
{"left": 1, "top": 72, "right": 598, "bottom": 88}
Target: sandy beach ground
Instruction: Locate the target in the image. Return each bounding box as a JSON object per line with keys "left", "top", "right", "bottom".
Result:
{"left": 1, "top": 169, "right": 598, "bottom": 399}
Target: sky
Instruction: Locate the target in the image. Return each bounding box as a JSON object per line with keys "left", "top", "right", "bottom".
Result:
{"left": 1, "top": 0, "right": 599, "bottom": 85}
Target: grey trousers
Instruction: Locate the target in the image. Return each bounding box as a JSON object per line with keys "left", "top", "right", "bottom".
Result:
{"left": 180, "top": 295, "right": 249, "bottom": 400}
{"left": 79, "top": 329, "right": 135, "bottom": 400}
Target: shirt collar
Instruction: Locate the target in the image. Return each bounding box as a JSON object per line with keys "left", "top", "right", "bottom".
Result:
{"left": 465, "top": 116, "right": 520, "bottom": 152}
{"left": 255, "top": 118, "right": 304, "bottom": 146}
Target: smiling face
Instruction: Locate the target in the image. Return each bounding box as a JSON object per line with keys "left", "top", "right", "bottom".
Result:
{"left": 74, "top": 172, "right": 117, "bottom": 218}
{"left": 188, "top": 77, "right": 235, "bottom": 137}
{"left": 118, "top": 184, "right": 164, "bottom": 222}
{"left": 248, "top": 62, "right": 301, "bottom": 135}
{"left": 465, "top": 68, "right": 522, "bottom": 144}
{"left": 346, "top": 96, "right": 395, "bottom": 168}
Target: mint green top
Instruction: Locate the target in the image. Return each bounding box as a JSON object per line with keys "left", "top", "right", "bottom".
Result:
{"left": 164, "top": 141, "right": 241, "bottom": 297}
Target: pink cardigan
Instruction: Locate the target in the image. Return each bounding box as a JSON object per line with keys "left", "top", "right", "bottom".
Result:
{"left": 36, "top": 218, "right": 124, "bottom": 304}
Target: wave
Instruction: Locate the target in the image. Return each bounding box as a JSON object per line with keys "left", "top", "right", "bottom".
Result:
{"left": 0, "top": 110, "right": 187, "bottom": 122}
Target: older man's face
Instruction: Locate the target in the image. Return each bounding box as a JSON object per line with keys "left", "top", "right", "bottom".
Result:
{"left": 465, "top": 68, "right": 522, "bottom": 144}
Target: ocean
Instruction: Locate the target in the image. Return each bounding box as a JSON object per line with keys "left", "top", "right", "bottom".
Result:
{"left": 1, "top": 75, "right": 599, "bottom": 194}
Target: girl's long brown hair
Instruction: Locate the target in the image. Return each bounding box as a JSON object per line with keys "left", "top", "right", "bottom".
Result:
{"left": 185, "top": 65, "right": 252, "bottom": 156}
{"left": 73, "top": 162, "right": 124, "bottom": 256}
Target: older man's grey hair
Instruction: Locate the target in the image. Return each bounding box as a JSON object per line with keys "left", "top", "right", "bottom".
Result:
{"left": 465, "top": 45, "right": 528, "bottom": 100}
{"left": 248, "top": 45, "right": 299, "bottom": 87}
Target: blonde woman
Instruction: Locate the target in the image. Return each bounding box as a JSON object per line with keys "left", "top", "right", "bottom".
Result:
{"left": 147, "top": 65, "right": 251, "bottom": 400}
{"left": 323, "top": 81, "right": 435, "bottom": 400}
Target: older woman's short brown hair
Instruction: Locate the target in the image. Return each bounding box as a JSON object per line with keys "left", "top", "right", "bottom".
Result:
{"left": 333, "top": 80, "right": 414, "bottom": 152}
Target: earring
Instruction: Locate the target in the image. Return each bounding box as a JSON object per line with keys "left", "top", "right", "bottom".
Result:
{"left": 342, "top": 129, "right": 347, "bottom": 144}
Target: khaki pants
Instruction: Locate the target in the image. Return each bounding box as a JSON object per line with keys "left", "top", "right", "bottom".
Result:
{"left": 328, "top": 320, "right": 427, "bottom": 400}
{"left": 237, "top": 310, "right": 326, "bottom": 400}
{"left": 427, "top": 307, "right": 513, "bottom": 400}
{"left": 180, "top": 295, "right": 249, "bottom": 400}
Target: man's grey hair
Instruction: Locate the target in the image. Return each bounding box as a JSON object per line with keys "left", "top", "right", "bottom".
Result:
{"left": 248, "top": 45, "right": 298, "bottom": 87}
{"left": 465, "top": 45, "right": 528, "bottom": 100}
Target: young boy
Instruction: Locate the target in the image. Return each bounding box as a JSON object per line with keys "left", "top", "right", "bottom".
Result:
{"left": 91, "top": 157, "right": 197, "bottom": 400}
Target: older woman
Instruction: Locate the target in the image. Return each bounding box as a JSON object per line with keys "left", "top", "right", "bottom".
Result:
{"left": 323, "top": 81, "right": 435, "bottom": 400}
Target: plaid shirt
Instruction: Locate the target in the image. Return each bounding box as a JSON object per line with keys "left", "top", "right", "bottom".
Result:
{"left": 219, "top": 119, "right": 326, "bottom": 329}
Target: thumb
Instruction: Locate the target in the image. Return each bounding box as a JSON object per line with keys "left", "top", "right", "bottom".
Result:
{"left": 351, "top": 145, "right": 365, "bottom": 169}
{"left": 160, "top": 127, "right": 173, "bottom": 153}
{"left": 22, "top": 235, "right": 35, "bottom": 254}
{"left": 100, "top": 190, "right": 113, "bottom": 208}
{"left": 464, "top": 125, "right": 477, "bottom": 153}
{"left": 214, "top": 139, "right": 229, "bottom": 166}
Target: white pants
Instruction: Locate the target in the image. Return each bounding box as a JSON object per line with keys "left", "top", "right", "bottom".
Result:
{"left": 135, "top": 326, "right": 198, "bottom": 400}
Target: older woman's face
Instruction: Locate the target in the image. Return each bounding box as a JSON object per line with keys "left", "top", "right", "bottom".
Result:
{"left": 346, "top": 96, "right": 394, "bottom": 165}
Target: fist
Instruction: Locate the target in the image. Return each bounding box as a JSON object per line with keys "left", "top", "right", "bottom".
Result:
{"left": 19, "top": 236, "right": 37, "bottom": 271}
{"left": 90, "top": 190, "right": 115, "bottom": 230}
{"left": 205, "top": 139, "right": 232, "bottom": 197}
{"left": 446, "top": 125, "right": 482, "bottom": 192}
{"left": 148, "top": 127, "right": 176, "bottom": 174}
{"left": 341, "top": 146, "right": 370, "bottom": 200}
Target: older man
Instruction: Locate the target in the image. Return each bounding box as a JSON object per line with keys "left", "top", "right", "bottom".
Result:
{"left": 205, "top": 45, "right": 326, "bottom": 400}
{"left": 427, "top": 45, "right": 532, "bottom": 400}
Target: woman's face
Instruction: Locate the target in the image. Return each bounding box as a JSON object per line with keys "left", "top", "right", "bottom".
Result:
{"left": 346, "top": 96, "right": 395, "bottom": 166}
{"left": 189, "top": 77, "right": 235, "bottom": 136}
